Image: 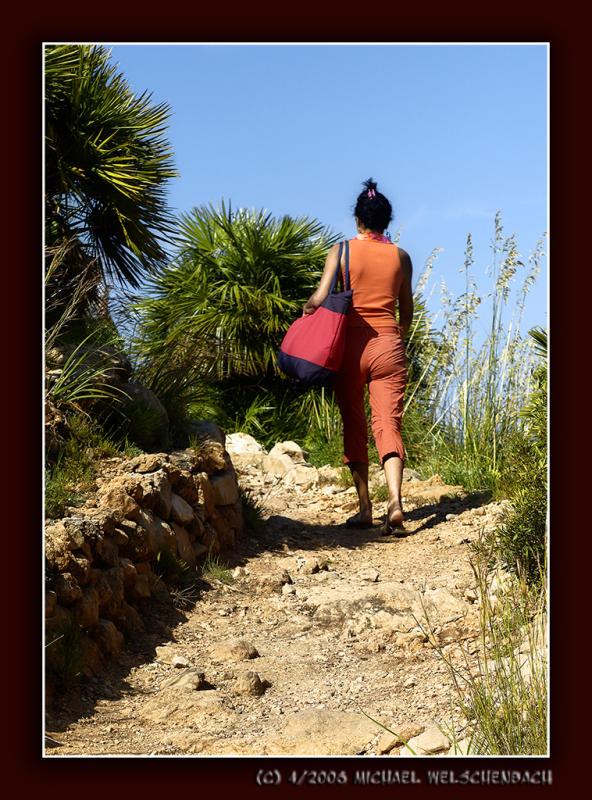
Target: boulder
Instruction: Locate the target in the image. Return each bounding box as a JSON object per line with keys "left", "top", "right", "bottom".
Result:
{"left": 185, "top": 420, "right": 225, "bottom": 446}
{"left": 73, "top": 586, "right": 100, "bottom": 628}
{"left": 54, "top": 572, "right": 82, "bottom": 605}
{"left": 171, "top": 522, "right": 196, "bottom": 566}
{"left": 209, "top": 472, "right": 239, "bottom": 506}
{"left": 196, "top": 473, "right": 215, "bottom": 517}
{"left": 263, "top": 441, "right": 309, "bottom": 476}
{"left": 170, "top": 492, "right": 195, "bottom": 525}
{"left": 89, "top": 619, "right": 124, "bottom": 657}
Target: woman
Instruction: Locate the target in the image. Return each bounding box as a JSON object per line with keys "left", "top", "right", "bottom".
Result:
{"left": 303, "top": 179, "right": 413, "bottom": 534}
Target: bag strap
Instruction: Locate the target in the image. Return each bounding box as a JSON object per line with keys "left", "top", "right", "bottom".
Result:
{"left": 329, "top": 240, "right": 350, "bottom": 293}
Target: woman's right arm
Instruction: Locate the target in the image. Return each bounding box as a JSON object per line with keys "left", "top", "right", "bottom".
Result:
{"left": 397, "top": 248, "right": 414, "bottom": 338}
{"left": 302, "top": 243, "right": 342, "bottom": 316}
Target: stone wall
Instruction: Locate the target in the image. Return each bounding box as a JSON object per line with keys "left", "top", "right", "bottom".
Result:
{"left": 45, "top": 424, "right": 243, "bottom": 682}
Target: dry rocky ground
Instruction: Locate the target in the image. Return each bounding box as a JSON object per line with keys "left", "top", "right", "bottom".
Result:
{"left": 45, "top": 446, "right": 510, "bottom": 758}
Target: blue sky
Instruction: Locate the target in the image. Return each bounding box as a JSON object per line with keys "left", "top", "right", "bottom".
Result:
{"left": 106, "top": 43, "right": 548, "bottom": 338}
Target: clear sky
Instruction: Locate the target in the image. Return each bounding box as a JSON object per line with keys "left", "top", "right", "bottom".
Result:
{"left": 106, "top": 42, "right": 548, "bottom": 338}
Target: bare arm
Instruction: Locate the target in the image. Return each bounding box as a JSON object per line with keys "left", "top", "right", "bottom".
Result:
{"left": 302, "top": 243, "right": 342, "bottom": 316}
{"left": 397, "top": 247, "right": 413, "bottom": 338}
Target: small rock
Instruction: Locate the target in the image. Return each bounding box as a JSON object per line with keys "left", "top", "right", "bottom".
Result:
{"left": 407, "top": 726, "right": 450, "bottom": 755}
{"left": 403, "top": 676, "right": 416, "bottom": 688}
{"left": 211, "top": 639, "right": 259, "bottom": 661}
{"left": 359, "top": 568, "right": 380, "bottom": 583}
{"left": 233, "top": 671, "right": 267, "bottom": 696}
{"left": 162, "top": 668, "right": 206, "bottom": 691}
{"left": 282, "top": 583, "right": 297, "bottom": 595}
{"left": 172, "top": 656, "right": 190, "bottom": 668}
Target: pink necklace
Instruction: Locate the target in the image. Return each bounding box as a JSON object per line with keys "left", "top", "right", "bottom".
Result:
{"left": 356, "top": 232, "right": 391, "bottom": 243}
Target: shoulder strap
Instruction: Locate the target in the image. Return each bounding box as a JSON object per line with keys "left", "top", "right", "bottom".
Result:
{"left": 329, "top": 240, "right": 350, "bottom": 294}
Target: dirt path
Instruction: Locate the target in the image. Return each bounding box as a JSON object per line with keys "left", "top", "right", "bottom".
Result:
{"left": 45, "top": 467, "right": 505, "bottom": 757}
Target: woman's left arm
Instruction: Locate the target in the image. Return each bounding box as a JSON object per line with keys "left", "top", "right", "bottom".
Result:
{"left": 302, "top": 243, "right": 341, "bottom": 316}
{"left": 397, "top": 248, "right": 414, "bottom": 338}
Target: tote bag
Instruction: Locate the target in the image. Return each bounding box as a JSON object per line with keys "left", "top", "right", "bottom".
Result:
{"left": 276, "top": 240, "right": 352, "bottom": 387}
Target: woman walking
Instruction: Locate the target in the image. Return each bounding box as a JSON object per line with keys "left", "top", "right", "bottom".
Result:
{"left": 303, "top": 179, "right": 413, "bottom": 534}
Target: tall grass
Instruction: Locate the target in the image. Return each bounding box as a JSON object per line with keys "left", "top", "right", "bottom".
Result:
{"left": 418, "top": 551, "right": 548, "bottom": 755}
{"left": 400, "top": 214, "right": 545, "bottom": 492}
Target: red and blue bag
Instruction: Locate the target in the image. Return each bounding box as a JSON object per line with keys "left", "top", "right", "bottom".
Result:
{"left": 277, "top": 240, "right": 352, "bottom": 386}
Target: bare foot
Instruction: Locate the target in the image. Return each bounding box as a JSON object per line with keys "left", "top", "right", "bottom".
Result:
{"left": 344, "top": 511, "right": 373, "bottom": 529}
{"left": 388, "top": 500, "right": 404, "bottom": 526}
{"left": 382, "top": 500, "right": 405, "bottom": 535}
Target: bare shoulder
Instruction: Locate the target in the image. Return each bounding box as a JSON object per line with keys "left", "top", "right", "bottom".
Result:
{"left": 397, "top": 246, "right": 413, "bottom": 275}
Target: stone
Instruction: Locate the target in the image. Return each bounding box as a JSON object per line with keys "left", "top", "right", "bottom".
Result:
{"left": 90, "top": 619, "right": 124, "bottom": 657}
{"left": 317, "top": 465, "right": 344, "bottom": 486}
{"left": 73, "top": 586, "right": 100, "bottom": 628}
{"left": 407, "top": 726, "right": 450, "bottom": 755}
{"left": 172, "top": 656, "right": 190, "bottom": 668}
{"left": 402, "top": 468, "right": 421, "bottom": 482}
{"left": 171, "top": 522, "right": 196, "bottom": 566}
{"left": 119, "top": 603, "right": 145, "bottom": 636}
{"left": 254, "top": 570, "right": 293, "bottom": 596}
{"left": 98, "top": 486, "right": 141, "bottom": 521}
{"left": 174, "top": 471, "right": 200, "bottom": 506}
{"left": 127, "top": 453, "right": 168, "bottom": 474}
{"left": 225, "top": 432, "right": 265, "bottom": 455}
{"left": 447, "top": 737, "right": 473, "bottom": 755}
{"left": 152, "top": 515, "right": 177, "bottom": 555}
{"left": 209, "top": 472, "right": 239, "bottom": 506}
{"left": 121, "top": 519, "right": 158, "bottom": 562}
{"left": 163, "top": 668, "right": 206, "bottom": 691}
{"left": 81, "top": 637, "right": 105, "bottom": 678}
{"left": 420, "top": 588, "right": 465, "bottom": 623}
{"left": 93, "top": 534, "right": 120, "bottom": 568}
{"left": 54, "top": 572, "right": 82, "bottom": 605}
{"left": 130, "top": 573, "right": 151, "bottom": 599}
{"left": 170, "top": 492, "right": 195, "bottom": 525}
{"left": 192, "top": 542, "right": 208, "bottom": 559}
{"left": 185, "top": 419, "right": 225, "bottom": 446}
{"left": 196, "top": 473, "right": 215, "bottom": 517}
{"left": 270, "top": 709, "right": 377, "bottom": 756}
{"left": 45, "top": 590, "right": 57, "bottom": 617}
{"left": 233, "top": 671, "right": 266, "bottom": 696}
{"left": 210, "top": 639, "right": 259, "bottom": 661}
{"left": 376, "top": 722, "right": 425, "bottom": 754}
{"left": 401, "top": 480, "right": 466, "bottom": 506}
{"left": 101, "top": 567, "right": 126, "bottom": 615}
{"left": 359, "top": 568, "right": 380, "bottom": 583}
{"left": 283, "top": 465, "right": 320, "bottom": 489}
{"left": 151, "top": 470, "right": 173, "bottom": 519}
{"left": 302, "top": 557, "right": 329, "bottom": 575}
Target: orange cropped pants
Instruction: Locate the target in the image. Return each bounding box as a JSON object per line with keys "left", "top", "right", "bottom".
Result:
{"left": 334, "top": 326, "right": 407, "bottom": 466}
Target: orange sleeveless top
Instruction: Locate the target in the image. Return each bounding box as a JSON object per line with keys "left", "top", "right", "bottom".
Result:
{"left": 340, "top": 237, "right": 403, "bottom": 328}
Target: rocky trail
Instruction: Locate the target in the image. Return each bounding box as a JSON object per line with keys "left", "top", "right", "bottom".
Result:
{"left": 45, "top": 444, "right": 509, "bottom": 758}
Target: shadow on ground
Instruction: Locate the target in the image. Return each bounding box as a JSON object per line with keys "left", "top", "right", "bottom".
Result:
{"left": 44, "top": 490, "right": 490, "bottom": 742}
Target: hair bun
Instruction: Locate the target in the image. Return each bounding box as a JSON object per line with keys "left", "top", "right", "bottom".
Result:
{"left": 363, "top": 178, "right": 378, "bottom": 193}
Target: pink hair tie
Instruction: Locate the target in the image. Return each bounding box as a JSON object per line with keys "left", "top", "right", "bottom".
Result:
{"left": 367, "top": 189, "right": 376, "bottom": 198}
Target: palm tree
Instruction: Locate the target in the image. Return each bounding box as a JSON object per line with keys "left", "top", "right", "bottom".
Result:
{"left": 44, "top": 44, "right": 178, "bottom": 326}
{"left": 128, "top": 201, "right": 340, "bottom": 438}
{"left": 134, "top": 201, "right": 340, "bottom": 381}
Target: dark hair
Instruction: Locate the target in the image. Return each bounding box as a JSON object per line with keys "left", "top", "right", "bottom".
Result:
{"left": 354, "top": 178, "right": 393, "bottom": 232}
